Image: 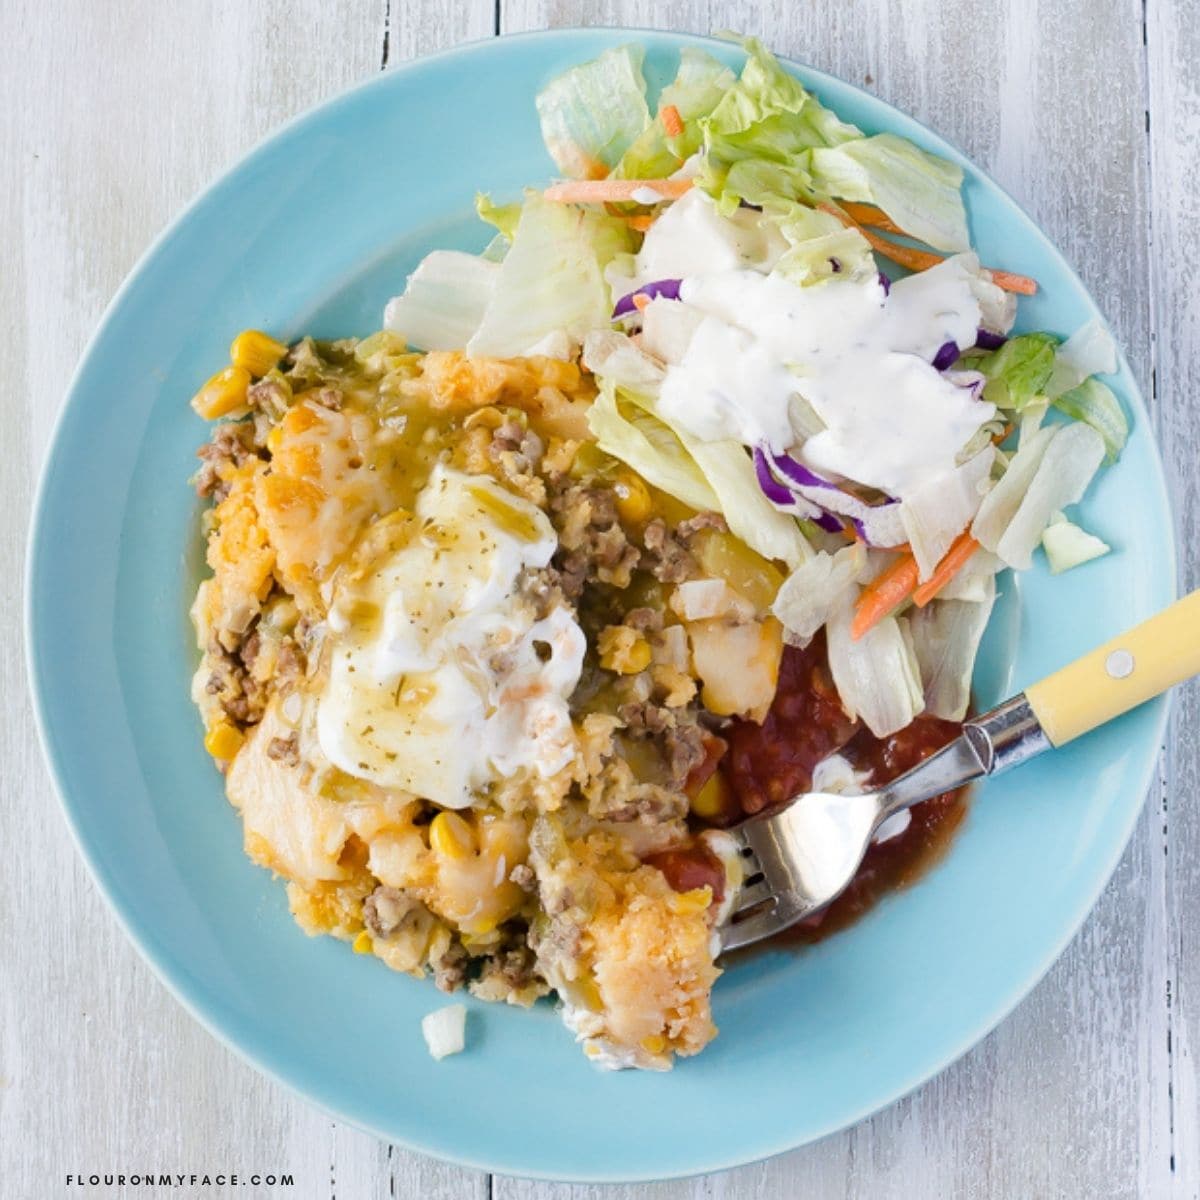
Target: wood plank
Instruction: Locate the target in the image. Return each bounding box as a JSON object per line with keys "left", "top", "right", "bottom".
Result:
{"left": 0, "top": 2, "right": 487, "bottom": 1198}
{"left": 495, "top": 2, "right": 1165, "bottom": 1198}
{"left": 1147, "top": 1, "right": 1200, "bottom": 1196}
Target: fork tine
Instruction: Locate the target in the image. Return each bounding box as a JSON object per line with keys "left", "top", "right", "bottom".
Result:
{"left": 719, "top": 903, "right": 785, "bottom": 953}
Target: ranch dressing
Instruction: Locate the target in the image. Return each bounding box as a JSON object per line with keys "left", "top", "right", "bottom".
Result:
{"left": 650, "top": 248, "right": 993, "bottom": 498}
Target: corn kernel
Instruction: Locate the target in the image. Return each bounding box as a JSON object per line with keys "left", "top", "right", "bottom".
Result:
{"left": 352, "top": 930, "right": 374, "bottom": 955}
{"left": 191, "top": 365, "right": 251, "bottom": 420}
{"left": 598, "top": 625, "right": 652, "bottom": 674}
{"left": 230, "top": 329, "right": 288, "bottom": 377}
{"left": 266, "top": 425, "right": 283, "bottom": 455}
{"left": 668, "top": 885, "right": 713, "bottom": 915}
{"left": 462, "top": 405, "right": 507, "bottom": 431}
{"left": 640, "top": 1034, "right": 668, "bottom": 1055}
{"left": 461, "top": 916, "right": 499, "bottom": 938}
{"left": 612, "top": 469, "right": 653, "bottom": 525}
{"left": 690, "top": 771, "right": 730, "bottom": 820}
{"left": 573, "top": 976, "right": 604, "bottom": 1012}
{"left": 204, "top": 721, "right": 244, "bottom": 760}
{"left": 429, "top": 811, "right": 476, "bottom": 859}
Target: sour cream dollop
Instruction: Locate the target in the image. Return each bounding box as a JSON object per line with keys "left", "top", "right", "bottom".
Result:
{"left": 316, "top": 465, "right": 585, "bottom": 808}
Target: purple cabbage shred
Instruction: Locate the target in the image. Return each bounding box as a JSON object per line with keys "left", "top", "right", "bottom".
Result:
{"left": 611, "top": 278, "right": 683, "bottom": 319}
{"left": 932, "top": 341, "right": 960, "bottom": 371}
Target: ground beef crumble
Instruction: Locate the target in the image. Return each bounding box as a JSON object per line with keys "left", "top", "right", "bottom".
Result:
{"left": 431, "top": 940, "right": 470, "bottom": 993}
{"left": 518, "top": 567, "right": 570, "bottom": 621}
{"left": 488, "top": 419, "right": 544, "bottom": 475}
{"left": 193, "top": 422, "right": 263, "bottom": 500}
{"left": 550, "top": 483, "right": 641, "bottom": 598}
{"left": 622, "top": 606, "right": 663, "bottom": 633}
{"left": 639, "top": 510, "right": 728, "bottom": 583}
{"left": 204, "top": 633, "right": 267, "bottom": 726}
{"left": 266, "top": 733, "right": 299, "bottom": 766}
{"left": 640, "top": 518, "right": 694, "bottom": 583}
{"left": 246, "top": 377, "right": 290, "bottom": 420}
{"left": 591, "top": 778, "right": 689, "bottom": 824}
{"left": 676, "top": 512, "right": 728, "bottom": 540}
{"left": 478, "top": 943, "right": 539, "bottom": 993}
{"left": 618, "top": 700, "right": 707, "bottom": 787}
{"left": 508, "top": 863, "right": 536, "bottom": 891}
{"left": 204, "top": 615, "right": 307, "bottom": 730}
{"left": 363, "top": 886, "right": 425, "bottom": 940}
{"left": 528, "top": 911, "right": 583, "bottom": 975}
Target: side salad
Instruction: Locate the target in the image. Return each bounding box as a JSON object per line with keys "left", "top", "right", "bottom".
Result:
{"left": 384, "top": 37, "right": 1126, "bottom": 740}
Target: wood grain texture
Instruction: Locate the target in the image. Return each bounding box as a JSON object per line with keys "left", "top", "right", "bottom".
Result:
{"left": 1, "top": 0, "right": 1195, "bottom": 1197}
{"left": 1148, "top": 1, "right": 1200, "bottom": 1197}
{"left": 0, "top": 3, "right": 488, "bottom": 1199}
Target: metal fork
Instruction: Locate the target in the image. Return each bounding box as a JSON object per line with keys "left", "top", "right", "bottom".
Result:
{"left": 719, "top": 588, "right": 1200, "bottom": 954}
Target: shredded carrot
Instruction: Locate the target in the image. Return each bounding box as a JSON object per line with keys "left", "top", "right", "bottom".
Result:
{"left": 912, "top": 532, "right": 981, "bottom": 607}
{"left": 839, "top": 201, "right": 907, "bottom": 237}
{"left": 660, "top": 104, "right": 684, "bottom": 137}
{"left": 631, "top": 293, "right": 651, "bottom": 312}
{"left": 818, "top": 203, "right": 943, "bottom": 270}
{"left": 985, "top": 268, "right": 1038, "bottom": 296}
{"left": 625, "top": 214, "right": 654, "bottom": 232}
{"left": 817, "top": 203, "right": 1038, "bottom": 295}
{"left": 992, "top": 422, "right": 1013, "bottom": 445}
{"left": 543, "top": 178, "right": 693, "bottom": 204}
{"left": 859, "top": 224, "right": 947, "bottom": 272}
{"left": 850, "top": 551, "right": 920, "bottom": 640}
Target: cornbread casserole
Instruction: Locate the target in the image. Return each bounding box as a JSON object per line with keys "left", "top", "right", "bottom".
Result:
{"left": 191, "top": 332, "right": 763, "bottom": 1069}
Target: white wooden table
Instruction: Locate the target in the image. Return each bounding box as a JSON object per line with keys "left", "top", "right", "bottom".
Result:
{"left": 3, "top": 1, "right": 1198, "bottom": 1196}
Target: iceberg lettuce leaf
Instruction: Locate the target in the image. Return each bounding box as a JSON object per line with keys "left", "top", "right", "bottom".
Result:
{"left": 467, "top": 194, "right": 633, "bottom": 358}
{"left": 616, "top": 48, "right": 735, "bottom": 179}
{"left": 383, "top": 251, "right": 498, "bottom": 351}
{"left": 587, "top": 381, "right": 720, "bottom": 514}
{"left": 1053, "top": 377, "right": 1128, "bottom": 462}
{"left": 809, "top": 133, "right": 970, "bottom": 253}
{"left": 536, "top": 44, "right": 651, "bottom": 179}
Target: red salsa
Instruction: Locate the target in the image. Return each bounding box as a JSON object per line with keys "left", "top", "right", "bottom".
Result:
{"left": 712, "top": 635, "right": 970, "bottom": 945}
{"left": 644, "top": 843, "right": 727, "bottom": 905}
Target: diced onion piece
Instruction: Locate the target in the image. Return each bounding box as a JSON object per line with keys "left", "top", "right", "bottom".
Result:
{"left": 670, "top": 578, "right": 754, "bottom": 622}
{"left": 422, "top": 1004, "right": 467, "bottom": 1061}
{"left": 1042, "top": 515, "right": 1111, "bottom": 574}
{"left": 652, "top": 623, "right": 690, "bottom": 670}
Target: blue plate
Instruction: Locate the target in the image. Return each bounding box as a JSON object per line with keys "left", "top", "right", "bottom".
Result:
{"left": 26, "top": 29, "right": 1174, "bottom": 1183}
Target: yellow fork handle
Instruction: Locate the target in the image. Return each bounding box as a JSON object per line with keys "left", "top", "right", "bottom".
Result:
{"left": 1024, "top": 589, "right": 1200, "bottom": 747}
